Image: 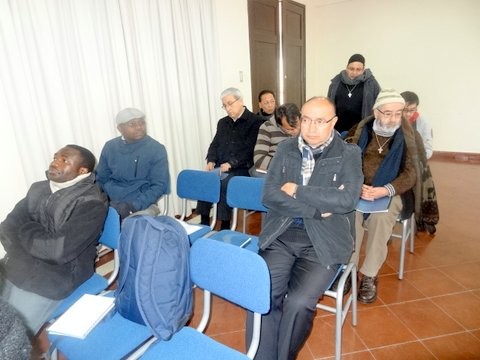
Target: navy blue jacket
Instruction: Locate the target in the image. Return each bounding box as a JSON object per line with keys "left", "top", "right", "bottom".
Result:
{"left": 96, "top": 135, "right": 169, "bottom": 211}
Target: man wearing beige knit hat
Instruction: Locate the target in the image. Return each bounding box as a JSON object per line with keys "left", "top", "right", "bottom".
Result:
{"left": 346, "top": 89, "right": 419, "bottom": 303}
{"left": 96, "top": 108, "right": 170, "bottom": 219}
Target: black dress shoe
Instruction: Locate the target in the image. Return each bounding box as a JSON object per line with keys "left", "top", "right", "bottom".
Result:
{"left": 330, "top": 272, "right": 352, "bottom": 296}
{"left": 358, "top": 275, "right": 378, "bottom": 304}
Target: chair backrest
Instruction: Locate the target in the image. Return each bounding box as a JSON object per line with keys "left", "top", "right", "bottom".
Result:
{"left": 98, "top": 207, "right": 121, "bottom": 249}
{"left": 177, "top": 169, "right": 221, "bottom": 203}
{"left": 226, "top": 176, "right": 268, "bottom": 213}
{"left": 226, "top": 176, "right": 268, "bottom": 232}
{"left": 190, "top": 237, "right": 270, "bottom": 314}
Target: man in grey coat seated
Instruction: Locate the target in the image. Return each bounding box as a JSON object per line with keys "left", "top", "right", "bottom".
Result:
{"left": 0, "top": 145, "right": 108, "bottom": 336}
{"left": 252, "top": 97, "right": 363, "bottom": 360}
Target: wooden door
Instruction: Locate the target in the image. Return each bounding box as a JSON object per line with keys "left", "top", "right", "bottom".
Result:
{"left": 282, "top": 0, "right": 305, "bottom": 107}
{"left": 248, "top": 0, "right": 305, "bottom": 111}
{"left": 248, "top": 0, "right": 279, "bottom": 112}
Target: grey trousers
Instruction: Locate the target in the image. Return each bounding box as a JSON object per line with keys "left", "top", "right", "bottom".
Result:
{"left": 351, "top": 195, "right": 403, "bottom": 277}
{"left": 1, "top": 279, "right": 60, "bottom": 336}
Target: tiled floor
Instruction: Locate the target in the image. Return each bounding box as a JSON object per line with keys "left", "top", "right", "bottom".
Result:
{"left": 187, "top": 160, "right": 480, "bottom": 359}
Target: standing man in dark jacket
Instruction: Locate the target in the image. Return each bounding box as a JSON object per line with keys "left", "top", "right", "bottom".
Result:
{"left": 328, "top": 53, "right": 381, "bottom": 133}
{"left": 253, "top": 97, "right": 363, "bottom": 360}
{"left": 0, "top": 145, "right": 108, "bottom": 335}
{"left": 197, "top": 87, "right": 263, "bottom": 229}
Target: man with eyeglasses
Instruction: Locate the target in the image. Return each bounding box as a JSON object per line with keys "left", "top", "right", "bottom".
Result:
{"left": 327, "top": 53, "right": 381, "bottom": 134}
{"left": 346, "top": 89, "right": 419, "bottom": 304}
{"left": 96, "top": 107, "right": 170, "bottom": 219}
{"left": 401, "top": 91, "right": 433, "bottom": 159}
{"left": 251, "top": 97, "right": 363, "bottom": 360}
{"left": 197, "top": 88, "right": 263, "bottom": 230}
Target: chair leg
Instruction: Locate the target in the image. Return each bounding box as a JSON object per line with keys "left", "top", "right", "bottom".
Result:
{"left": 351, "top": 266, "right": 358, "bottom": 327}
{"left": 335, "top": 285, "right": 343, "bottom": 360}
{"left": 398, "top": 219, "right": 409, "bottom": 280}
{"left": 337, "top": 263, "right": 358, "bottom": 360}
{"left": 409, "top": 213, "right": 415, "bottom": 253}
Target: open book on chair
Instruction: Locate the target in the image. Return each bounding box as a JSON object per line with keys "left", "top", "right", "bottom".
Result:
{"left": 47, "top": 294, "right": 115, "bottom": 339}
{"left": 356, "top": 196, "right": 391, "bottom": 214}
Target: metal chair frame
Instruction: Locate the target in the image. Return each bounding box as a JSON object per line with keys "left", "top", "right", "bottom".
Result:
{"left": 316, "top": 262, "right": 358, "bottom": 360}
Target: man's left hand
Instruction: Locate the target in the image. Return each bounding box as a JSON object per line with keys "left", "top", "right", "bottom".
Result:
{"left": 281, "top": 182, "right": 298, "bottom": 197}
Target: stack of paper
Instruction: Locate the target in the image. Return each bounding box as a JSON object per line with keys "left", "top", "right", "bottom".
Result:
{"left": 47, "top": 294, "right": 115, "bottom": 339}
{"left": 356, "top": 197, "right": 391, "bottom": 213}
{"left": 174, "top": 218, "right": 204, "bottom": 235}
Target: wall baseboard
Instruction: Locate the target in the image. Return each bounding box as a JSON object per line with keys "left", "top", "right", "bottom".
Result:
{"left": 431, "top": 151, "right": 480, "bottom": 164}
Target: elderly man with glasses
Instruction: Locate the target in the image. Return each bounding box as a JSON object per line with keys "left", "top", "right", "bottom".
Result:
{"left": 197, "top": 87, "right": 263, "bottom": 230}
{"left": 251, "top": 97, "right": 363, "bottom": 360}
{"left": 346, "top": 89, "right": 419, "bottom": 304}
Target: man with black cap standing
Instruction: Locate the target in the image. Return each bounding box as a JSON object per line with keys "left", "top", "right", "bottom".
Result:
{"left": 328, "top": 53, "right": 381, "bottom": 133}
{"left": 96, "top": 107, "right": 170, "bottom": 219}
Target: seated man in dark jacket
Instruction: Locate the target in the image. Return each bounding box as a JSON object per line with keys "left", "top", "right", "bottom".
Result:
{"left": 0, "top": 145, "right": 108, "bottom": 335}
{"left": 252, "top": 97, "right": 363, "bottom": 360}
{"left": 196, "top": 88, "right": 263, "bottom": 229}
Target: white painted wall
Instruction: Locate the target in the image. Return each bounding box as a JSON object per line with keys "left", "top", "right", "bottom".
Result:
{"left": 213, "top": 0, "right": 254, "bottom": 109}
{"left": 1, "top": 0, "right": 478, "bottom": 221}
{"left": 304, "top": 0, "right": 480, "bottom": 153}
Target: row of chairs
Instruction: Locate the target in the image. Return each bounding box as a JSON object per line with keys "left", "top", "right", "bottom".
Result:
{"left": 176, "top": 170, "right": 415, "bottom": 359}
{"left": 49, "top": 237, "right": 270, "bottom": 359}
{"left": 48, "top": 169, "right": 415, "bottom": 359}
{"left": 177, "top": 171, "right": 356, "bottom": 360}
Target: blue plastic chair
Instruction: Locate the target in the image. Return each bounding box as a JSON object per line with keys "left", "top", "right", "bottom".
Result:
{"left": 177, "top": 169, "right": 221, "bottom": 243}
{"left": 48, "top": 238, "right": 270, "bottom": 360}
{"left": 48, "top": 207, "right": 121, "bottom": 320}
{"left": 48, "top": 299, "right": 153, "bottom": 359}
{"left": 209, "top": 176, "right": 267, "bottom": 252}
{"left": 134, "top": 237, "right": 271, "bottom": 359}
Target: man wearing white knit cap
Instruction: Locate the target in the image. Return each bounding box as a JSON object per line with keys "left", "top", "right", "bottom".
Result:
{"left": 96, "top": 108, "right": 170, "bottom": 219}
{"left": 346, "top": 89, "right": 419, "bottom": 303}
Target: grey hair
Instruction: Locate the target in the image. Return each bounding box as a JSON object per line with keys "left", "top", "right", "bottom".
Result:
{"left": 221, "top": 87, "right": 243, "bottom": 101}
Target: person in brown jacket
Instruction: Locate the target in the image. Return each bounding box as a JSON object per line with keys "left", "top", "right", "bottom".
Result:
{"left": 347, "top": 89, "right": 418, "bottom": 304}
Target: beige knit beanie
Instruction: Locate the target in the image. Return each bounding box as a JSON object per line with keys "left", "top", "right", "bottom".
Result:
{"left": 373, "top": 89, "right": 405, "bottom": 109}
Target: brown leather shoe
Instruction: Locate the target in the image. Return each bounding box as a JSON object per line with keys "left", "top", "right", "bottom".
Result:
{"left": 358, "top": 275, "right": 378, "bottom": 304}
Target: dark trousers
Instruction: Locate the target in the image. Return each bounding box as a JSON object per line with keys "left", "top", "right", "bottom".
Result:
{"left": 196, "top": 169, "right": 248, "bottom": 221}
{"left": 250, "top": 227, "right": 338, "bottom": 360}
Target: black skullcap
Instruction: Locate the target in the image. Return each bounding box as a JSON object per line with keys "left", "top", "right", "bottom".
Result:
{"left": 348, "top": 54, "right": 365, "bottom": 65}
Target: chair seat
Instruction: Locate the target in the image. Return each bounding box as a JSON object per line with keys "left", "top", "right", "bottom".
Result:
{"left": 141, "top": 326, "right": 248, "bottom": 360}
{"left": 188, "top": 225, "right": 214, "bottom": 244}
{"left": 48, "top": 311, "right": 152, "bottom": 359}
{"left": 209, "top": 230, "right": 259, "bottom": 252}
{"left": 49, "top": 274, "right": 108, "bottom": 319}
